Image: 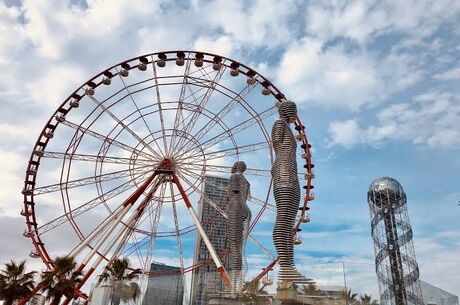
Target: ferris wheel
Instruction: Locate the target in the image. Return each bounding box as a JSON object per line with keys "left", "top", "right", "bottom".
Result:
{"left": 21, "top": 50, "right": 315, "bottom": 302}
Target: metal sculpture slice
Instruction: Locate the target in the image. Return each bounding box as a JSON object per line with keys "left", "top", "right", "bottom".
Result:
{"left": 272, "top": 101, "right": 310, "bottom": 283}
{"left": 227, "top": 161, "right": 251, "bottom": 293}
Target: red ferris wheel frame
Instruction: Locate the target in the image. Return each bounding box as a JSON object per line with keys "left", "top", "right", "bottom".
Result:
{"left": 21, "top": 50, "right": 315, "bottom": 301}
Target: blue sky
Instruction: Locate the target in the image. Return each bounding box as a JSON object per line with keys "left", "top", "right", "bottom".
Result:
{"left": 0, "top": 0, "right": 459, "bottom": 299}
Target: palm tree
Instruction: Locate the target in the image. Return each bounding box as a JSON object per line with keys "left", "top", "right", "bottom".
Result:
{"left": 240, "top": 280, "right": 272, "bottom": 305}
{"left": 98, "top": 258, "right": 141, "bottom": 305}
{"left": 40, "top": 256, "right": 83, "bottom": 305}
{"left": 360, "top": 294, "right": 379, "bottom": 305}
{"left": 341, "top": 289, "right": 358, "bottom": 305}
{"left": 0, "top": 260, "right": 36, "bottom": 305}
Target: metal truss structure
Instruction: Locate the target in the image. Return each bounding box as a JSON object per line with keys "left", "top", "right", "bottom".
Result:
{"left": 20, "top": 50, "right": 315, "bottom": 303}
{"left": 368, "top": 177, "right": 424, "bottom": 305}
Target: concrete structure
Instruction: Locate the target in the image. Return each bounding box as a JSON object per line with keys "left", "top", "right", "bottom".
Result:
{"left": 367, "top": 177, "right": 423, "bottom": 305}
{"left": 88, "top": 285, "right": 112, "bottom": 305}
{"left": 421, "top": 281, "right": 459, "bottom": 305}
{"left": 191, "top": 176, "right": 232, "bottom": 305}
{"left": 142, "top": 262, "right": 184, "bottom": 305}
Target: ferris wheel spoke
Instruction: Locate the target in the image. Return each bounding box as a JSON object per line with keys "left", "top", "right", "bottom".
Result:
{"left": 178, "top": 162, "right": 268, "bottom": 178}
{"left": 181, "top": 167, "right": 279, "bottom": 216}
{"left": 87, "top": 94, "right": 163, "bottom": 158}
{"left": 175, "top": 170, "right": 228, "bottom": 219}
{"left": 177, "top": 141, "right": 271, "bottom": 163}
{"left": 61, "top": 119, "right": 159, "bottom": 161}
{"left": 247, "top": 196, "right": 276, "bottom": 214}
{"left": 169, "top": 57, "right": 193, "bottom": 153}
{"left": 177, "top": 82, "right": 256, "bottom": 154}
{"left": 177, "top": 168, "right": 276, "bottom": 262}
{"left": 115, "top": 67, "right": 160, "bottom": 154}
{"left": 142, "top": 197, "right": 162, "bottom": 271}
{"left": 41, "top": 151, "right": 151, "bottom": 165}
{"left": 76, "top": 174, "right": 164, "bottom": 285}
{"left": 168, "top": 180, "right": 189, "bottom": 300}
{"left": 198, "top": 106, "right": 277, "bottom": 153}
{"left": 195, "top": 62, "right": 216, "bottom": 81}
{"left": 150, "top": 58, "right": 170, "bottom": 156}
{"left": 178, "top": 161, "right": 307, "bottom": 182}
{"left": 171, "top": 64, "right": 228, "bottom": 154}
{"left": 135, "top": 180, "right": 165, "bottom": 269}
{"left": 35, "top": 170, "right": 151, "bottom": 236}
{"left": 34, "top": 165, "right": 150, "bottom": 195}
{"left": 131, "top": 232, "right": 146, "bottom": 268}
{"left": 247, "top": 236, "right": 276, "bottom": 260}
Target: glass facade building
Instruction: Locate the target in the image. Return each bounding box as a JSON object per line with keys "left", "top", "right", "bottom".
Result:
{"left": 190, "top": 176, "right": 231, "bottom": 305}
{"left": 142, "top": 262, "right": 184, "bottom": 305}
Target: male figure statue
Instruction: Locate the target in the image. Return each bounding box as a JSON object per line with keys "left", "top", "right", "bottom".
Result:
{"left": 227, "top": 161, "right": 251, "bottom": 293}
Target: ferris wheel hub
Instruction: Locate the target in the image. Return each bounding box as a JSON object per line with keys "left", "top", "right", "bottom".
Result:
{"left": 156, "top": 158, "right": 175, "bottom": 173}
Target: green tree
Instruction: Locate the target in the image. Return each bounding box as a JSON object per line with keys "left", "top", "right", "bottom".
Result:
{"left": 40, "top": 256, "right": 83, "bottom": 305}
{"left": 0, "top": 260, "right": 36, "bottom": 305}
{"left": 360, "top": 294, "right": 379, "bottom": 305}
{"left": 240, "top": 280, "right": 271, "bottom": 305}
{"left": 341, "top": 289, "right": 359, "bottom": 305}
{"left": 98, "top": 258, "right": 141, "bottom": 305}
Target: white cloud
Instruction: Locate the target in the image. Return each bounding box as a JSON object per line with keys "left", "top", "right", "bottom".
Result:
{"left": 276, "top": 37, "right": 382, "bottom": 109}
{"left": 434, "top": 65, "right": 460, "bottom": 80}
{"left": 193, "top": 35, "right": 240, "bottom": 58}
{"left": 0, "top": 4, "right": 28, "bottom": 65}
{"left": 416, "top": 233, "right": 460, "bottom": 295}
{"left": 328, "top": 91, "right": 460, "bottom": 148}
{"left": 306, "top": 1, "right": 386, "bottom": 43}
{"left": 25, "top": 63, "right": 87, "bottom": 108}
{"left": 328, "top": 120, "right": 363, "bottom": 149}
{"left": 305, "top": 0, "right": 460, "bottom": 43}
{"left": 205, "top": 0, "right": 297, "bottom": 49}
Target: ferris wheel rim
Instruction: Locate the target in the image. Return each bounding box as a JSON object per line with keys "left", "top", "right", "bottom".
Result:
{"left": 21, "top": 50, "right": 315, "bottom": 292}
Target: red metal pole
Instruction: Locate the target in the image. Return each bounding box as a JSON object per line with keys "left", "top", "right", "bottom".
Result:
{"left": 61, "top": 170, "right": 161, "bottom": 305}
{"left": 170, "top": 172, "right": 232, "bottom": 288}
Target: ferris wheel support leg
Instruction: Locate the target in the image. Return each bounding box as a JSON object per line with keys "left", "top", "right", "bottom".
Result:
{"left": 241, "top": 259, "right": 278, "bottom": 293}
{"left": 75, "top": 171, "right": 159, "bottom": 272}
{"left": 69, "top": 203, "right": 127, "bottom": 258}
{"left": 63, "top": 176, "right": 164, "bottom": 305}
{"left": 170, "top": 172, "right": 232, "bottom": 289}
{"left": 17, "top": 281, "right": 45, "bottom": 305}
{"left": 76, "top": 200, "right": 134, "bottom": 272}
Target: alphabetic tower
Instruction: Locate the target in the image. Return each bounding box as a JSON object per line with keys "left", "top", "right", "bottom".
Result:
{"left": 367, "top": 177, "right": 424, "bottom": 305}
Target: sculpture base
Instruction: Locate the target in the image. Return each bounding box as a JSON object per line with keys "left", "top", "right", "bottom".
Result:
{"left": 207, "top": 297, "right": 244, "bottom": 305}
{"left": 277, "top": 283, "right": 298, "bottom": 300}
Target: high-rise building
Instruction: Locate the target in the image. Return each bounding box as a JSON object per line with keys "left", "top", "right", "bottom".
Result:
{"left": 190, "top": 175, "right": 231, "bottom": 305}
{"left": 367, "top": 177, "right": 423, "bottom": 305}
{"left": 142, "top": 262, "right": 184, "bottom": 305}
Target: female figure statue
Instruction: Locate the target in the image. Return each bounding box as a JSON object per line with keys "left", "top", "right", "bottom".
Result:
{"left": 227, "top": 161, "right": 251, "bottom": 293}
{"left": 272, "top": 101, "right": 308, "bottom": 283}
